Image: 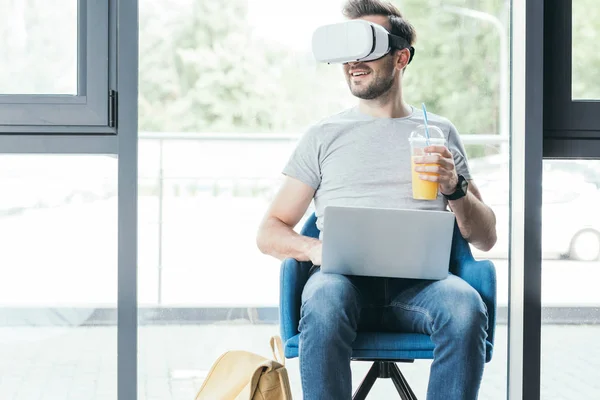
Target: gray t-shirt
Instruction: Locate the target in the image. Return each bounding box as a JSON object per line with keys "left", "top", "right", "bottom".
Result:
{"left": 282, "top": 106, "right": 472, "bottom": 232}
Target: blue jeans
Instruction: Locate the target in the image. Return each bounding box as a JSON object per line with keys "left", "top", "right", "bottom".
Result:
{"left": 299, "top": 267, "right": 488, "bottom": 400}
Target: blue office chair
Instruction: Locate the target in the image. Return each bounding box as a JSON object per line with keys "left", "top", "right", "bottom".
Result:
{"left": 279, "top": 212, "right": 496, "bottom": 399}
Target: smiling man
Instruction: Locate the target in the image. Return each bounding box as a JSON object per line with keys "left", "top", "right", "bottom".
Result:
{"left": 256, "top": 1, "right": 497, "bottom": 399}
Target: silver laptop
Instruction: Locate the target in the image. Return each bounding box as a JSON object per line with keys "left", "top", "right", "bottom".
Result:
{"left": 321, "top": 205, "right": 456, "bottom": 280}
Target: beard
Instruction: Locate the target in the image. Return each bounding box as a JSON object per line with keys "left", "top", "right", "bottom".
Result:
{"left": 346, "top": 57, "right": 396, "bottom": 100}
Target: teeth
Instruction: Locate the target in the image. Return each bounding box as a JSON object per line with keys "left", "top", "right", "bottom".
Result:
{"left": 351, "top": 71, "right": 368, "bottom": 76}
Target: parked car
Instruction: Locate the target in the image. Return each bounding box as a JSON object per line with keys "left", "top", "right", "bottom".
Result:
{"left": 469, "top": 156, "right": 600, "bottom": 261}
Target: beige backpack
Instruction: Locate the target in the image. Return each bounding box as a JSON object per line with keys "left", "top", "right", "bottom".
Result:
{"left": 194, "top": 336, "right": 292, "bottom": 400}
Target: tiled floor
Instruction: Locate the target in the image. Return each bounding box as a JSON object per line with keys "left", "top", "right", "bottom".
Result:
{"left": 0, "top": 323, "right": 599, "bottom": 399}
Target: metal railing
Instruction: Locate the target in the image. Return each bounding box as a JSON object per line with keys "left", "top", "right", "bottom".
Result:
{"left": 139, "top": 132, "right": 508, "bottom": 144}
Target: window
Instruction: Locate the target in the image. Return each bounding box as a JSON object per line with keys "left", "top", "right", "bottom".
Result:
{"left": 0, "top": 155, "right": 117, "bottom": 399}
{"left": 0, "top": 0, "right": 77, "bottom": 94}
{"left": 541, "top": 160, "right": 600, "bottom": 400}
{"left": 0, "top": 0, "right": 111, "bottom": 130}
{"left": 572, "top": 0, "right": 600, "bottom": 100}
{"left": 137, "top": 0, "right": 510, "bottom": 398}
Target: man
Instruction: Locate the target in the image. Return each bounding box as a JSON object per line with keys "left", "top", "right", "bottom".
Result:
{"left": 256, "top": 0, "right": 497, "bottom": 399}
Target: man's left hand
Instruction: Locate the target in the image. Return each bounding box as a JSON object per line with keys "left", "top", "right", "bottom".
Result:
{"left": 413, "top": 145, "right": 458, "bottom": 196}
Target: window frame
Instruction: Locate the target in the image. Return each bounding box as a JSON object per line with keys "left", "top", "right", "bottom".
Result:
{"left": 0, "top": 0, "right": 112, "bottom": 132}
{"left": 508, "top": 0, "right": 544, "bottom": 399}
{"left": 543, "top": 0, "right": 600, "bottom": 158}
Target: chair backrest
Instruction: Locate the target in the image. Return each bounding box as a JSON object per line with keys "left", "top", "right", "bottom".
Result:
{"left": 299, "top": 211, "right": 476, "bottom": 269}
{"left": 299, "top": 212, "right": 320, "bottom": 239}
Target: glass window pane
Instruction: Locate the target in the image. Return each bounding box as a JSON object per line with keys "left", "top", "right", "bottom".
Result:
{"left": 541, "top": 159, "right": 600, "bottom": 399}
{"left": 0, "top": 155, "right": 117, "bottom": 399}
{"left": 0, "top": 0, "right": 78, "bottom": 95}
{"left": 138, "top": 0, "right": 510, "bottom": 398}
{"left": 572, "top": 0, "right": 600, "bottom": 100}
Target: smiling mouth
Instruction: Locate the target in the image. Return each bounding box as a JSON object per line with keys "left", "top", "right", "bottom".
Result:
{"left": 350, "top": 71, "right": 371, "bottom": 77}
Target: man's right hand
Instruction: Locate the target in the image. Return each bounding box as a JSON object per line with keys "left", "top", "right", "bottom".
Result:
{"left": 308, "top": 241, "right": 323, "bottom": 266}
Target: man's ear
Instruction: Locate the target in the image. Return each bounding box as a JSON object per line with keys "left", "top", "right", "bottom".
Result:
{"left": 395, "top": 48, "right": 411, "bottom": 70}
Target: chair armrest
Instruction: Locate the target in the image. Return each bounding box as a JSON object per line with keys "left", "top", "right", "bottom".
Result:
{"left": 452, "top": 258, "right": 497, "bottom": 346}
{"left": 279, "top": 258, "right": 311, "bottom": 342}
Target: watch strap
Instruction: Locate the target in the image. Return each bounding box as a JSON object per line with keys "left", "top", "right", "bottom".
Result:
{"left": 443, "top": 175, "right": 468, "bottom": 201}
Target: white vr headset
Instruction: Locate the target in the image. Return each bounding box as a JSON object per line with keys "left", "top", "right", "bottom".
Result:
{"left": 312, "top": 20, "right": 415, "bottom": 64}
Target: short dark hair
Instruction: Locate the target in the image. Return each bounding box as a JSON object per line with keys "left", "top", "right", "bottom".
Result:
{"left": 342, "top": 0, "right": 416, "bottom": 45}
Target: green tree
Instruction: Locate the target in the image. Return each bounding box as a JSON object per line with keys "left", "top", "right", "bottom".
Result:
{"left": 138, "top": 0, "right": 353, "bottom": 133}
{"left": 136, "top": 0, "right": 597, "bottom": 154}
{"left": 0, "top": 0, "right": 77, "bottom": 94}
{"left": 398, "top": 0, "right": 510, "bottom": 156}
{"left": 3, "top": 0, "right": 599, "bottom": 139}
{"left": 572, "top": 0, "right": 600, "bottom": 99}
{"left": 138, "top": 0, "right": 510, "bottom": 142}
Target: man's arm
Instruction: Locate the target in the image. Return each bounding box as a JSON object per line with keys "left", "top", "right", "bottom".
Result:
{"left": 414, "top": 145, "right": 497, "bottom": 252}
{"left": 256, "top": 177, "right": 322, "bottom": 264}
{"left": 447, "top": 180, "right": 497, "bottom": 252}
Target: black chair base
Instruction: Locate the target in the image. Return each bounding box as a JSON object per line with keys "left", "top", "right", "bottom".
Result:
{"left": 353, "top": 361, "right": 418, "bottom": 400}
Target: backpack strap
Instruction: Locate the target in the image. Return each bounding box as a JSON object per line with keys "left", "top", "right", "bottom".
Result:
{"left": 270, "top": 336, "right": 286, "bottom": 366}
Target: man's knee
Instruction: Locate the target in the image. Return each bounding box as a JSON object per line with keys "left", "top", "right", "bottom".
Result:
{"left": 300, "top": 272, "right": 360, "bottom": 332}
{"left": 435, "top": 279, "right": 488, "bottom": 338}
{"left": 452, "top": 289, "right": 487, "bottom": 337}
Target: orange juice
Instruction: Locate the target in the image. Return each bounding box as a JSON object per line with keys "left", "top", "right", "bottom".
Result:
{"left": 411, "top": 156, "right": 439, "bottom": 200}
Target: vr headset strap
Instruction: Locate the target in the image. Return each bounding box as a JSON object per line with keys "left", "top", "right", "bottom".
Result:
{"left": 388, "top": 34, "right": 415, "bottom": 64}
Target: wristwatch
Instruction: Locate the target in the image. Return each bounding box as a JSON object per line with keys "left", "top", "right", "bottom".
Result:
{"left": 443, "top": 174, "right": 469, "bottom": 201}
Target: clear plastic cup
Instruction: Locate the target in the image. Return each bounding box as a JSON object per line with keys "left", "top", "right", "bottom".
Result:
{"left": 409, "top": 125, "right": 446, "bottom": 200}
